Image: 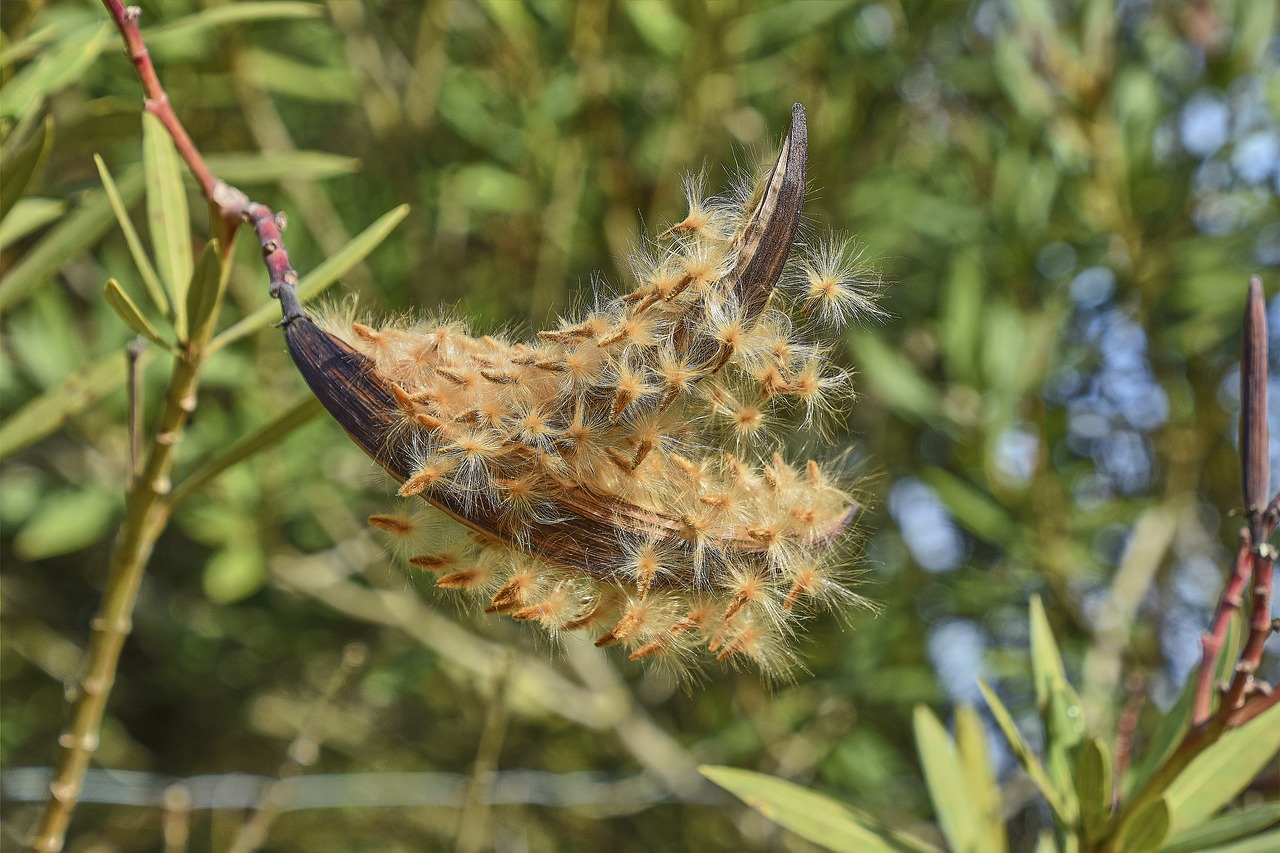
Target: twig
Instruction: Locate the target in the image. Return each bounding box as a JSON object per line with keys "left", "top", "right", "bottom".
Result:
{"left": 1112, "top": 673, "right": 1145, "bottom": 795}
{"left": 28, "top": 4, "right": 306, "bottom": 849}
{"left": 227, "top": 642, "right": 368, "bottom": 853}
{"left": 1192, "top": 531, "right": 1253, "bottom": 724}
{"left": 455, "top": 650, "right": 514, "bottom": 853}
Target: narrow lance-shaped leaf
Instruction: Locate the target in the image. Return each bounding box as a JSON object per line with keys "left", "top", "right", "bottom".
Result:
{"left": 168, "top": 396, "right": 325, "bottom": 508}
{"left": 0, "top": 197, "right": 65, "bottom": 251}
{"left": 0, "top": 23, "right": 111, "bottom": 122}
{"left": 1161, "top": 801, "right": 1280, "bottom": 853}
{"left": 1163, "top": 700, "right": 1280, "bottom": 831}
{"left": 142, "top": 2, "right": 324, "bottom": 47}
{"left": 185, "top": 241, "right": 228, "bottom": 347}
{"left": 204, "top": 151, "right": 361, "bottom": 185}
{"left": 978, "top": 678, "right": 1073, "bottom": 824}
{"left": 143, "top": 111, "right": 193, "bottom": 337}
{"left": 1028, "top": 596, "right": 1082, "bottom": 824}
{"left": 0, "top": 115, "right": 54, "bottom": 221}
{"left": 0, "top": 348, "right": 152, "bottom": 460}
{"left": 1075, "top": 737, "right": 1112, "bottom": 843}
{"left": 954, "top": 704, "right": 1007, "bottom": 853}
{"left": 1029, "top": 595, "right": 1065, "bottom": 709}
{"left": 94, "top": 154, "right": 169, "bottom": 321}
{"left": 699, "top": 765, "right": 942, "bottom": 853}
{"left": 0, "top": 166, "right": 145, "bottom": 313}
{"left": 211, "top": 203, "right": 409, "bottom": 350}
{"left": 1116, "top": 796, "right": 1170, "bottom": 853}
{"left": 103, "top": 279, "right": 169, "bottom": 349}
{"left": 1198, "top": 828, "right": 1280, "bottom": 853}
{"left": 914, "top": 706, "right": 981, "bottom": 853}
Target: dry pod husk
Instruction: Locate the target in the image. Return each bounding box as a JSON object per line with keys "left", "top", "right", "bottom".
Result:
{"left": 279, "top": 104, "right": 879, "bottom": 678}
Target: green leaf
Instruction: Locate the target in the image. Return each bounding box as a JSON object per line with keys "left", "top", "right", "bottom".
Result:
{"left": 103, "top": 279, "right": 169, "bottom": 349}
{"left": 0, "top": 167, "right": 145, "bottom": 313}
{"left": 1118, "top": 796, "right": 1171, "bottom": 853}
{"left": 203, "top": 539, "right": 267, "bottom": 604}
{"left": 914, "top": 706, "right": 980, "bottom": 853}
{"left": 1199, "top": 828, "right": 1280, "bottom": 853}
{"left": 921, "top": 467, "right": 1016, "bottom": 545}
{"left": 1027, "top": 597, "right": 1083, "bottom": 825}
{"left": 1029, "top": 595, "right": 1065, "bottom": 709}
{"left": 142, "top": 111, "right": 193, "bottom": 337}
{"left": 232, "top": 49, "right": 357, "bottom": 103}
{"left": 699, "top": 765, "right": 942, "bottom": 853}
{"left": 204, "top": 151, "right": 361, "bottom": 184}
{"left": 954, "top": 705, "right": 1006, "bottom": 853}
{"left": 0, "top": 348, "right": 154, "bottom": 460}
{"left": 1162, "top": 801, "right": 1280, "bottom": 853}
{"left": 622, "top": 0, "right": 688, "bottom": 57}
{"left": 0, "top": 23, "right": 112, "bottom": 121}
{"left": 143, "top": 2, "right": 324, "bottom": 47}
{"left": 212, "top": 204, "right": 410, "bottom": 350}
{"left": 1164, "top": 700, "right": 1280, "bottom": 831}
{"left": 979, "top": 678, "right": 1072, "bottom": 823}
{"left": 939, "top": 249, "right": 983, "bottom": 385}
{"left": 168, "top": 396, "right": 324, "bottom": 507}
{"left": 847, "top": 332, "right": 949, "bottom": 428}
{"left": 0, "top": 197, "right": 65, "bottom": 251}
{"left": 95, "top": 154, "right": 169, "bottom": 320}
{"left": 13, "top": 489, "right": 119, "bottom": 560}
{"left": 1076, "top": 737, "right": 1112, "bottom": 842}
{"left": 0, "top": 22, "right": 61, "bottom": 67}
{"left": 185, "top": 240, "right": 228, "bottom": 346}
{"left": 0, "top": 115, "right": 54, "bottom": 221}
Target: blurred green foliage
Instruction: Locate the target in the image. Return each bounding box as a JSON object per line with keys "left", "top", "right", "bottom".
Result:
{"left": 1, "top": 0, "right": 1277, "bottom": 850}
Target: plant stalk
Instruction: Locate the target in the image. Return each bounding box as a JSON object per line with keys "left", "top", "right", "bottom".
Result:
{"left": 30, "top": 3, "right": 302, "bottom": 848}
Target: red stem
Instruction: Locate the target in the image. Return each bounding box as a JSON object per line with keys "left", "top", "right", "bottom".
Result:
{"left": 1192, "top": 531, "right": 1253, "bottom": 724}
{"left": 102, "top": 0, "right": 300, "bottom": 313}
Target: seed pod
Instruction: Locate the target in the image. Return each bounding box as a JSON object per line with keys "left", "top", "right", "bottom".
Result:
{"left": 278, "top": 104, "right": 873, "bottom": 677}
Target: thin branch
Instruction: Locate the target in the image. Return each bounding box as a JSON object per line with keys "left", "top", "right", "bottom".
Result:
{"left": 1192, "top": 530, "right": 1252, "bottom": 725}
{"left": 455, "top": 651, "right": 514, "bottom": 853}
{"left": 227, "top": 642, "right": 368, "bottom": 853}
{"left": 1113, "top": 673, "right": 1145, "bottom": 794}
{"left": 1228, "top": 683, "right": 1279, "bottom": 727}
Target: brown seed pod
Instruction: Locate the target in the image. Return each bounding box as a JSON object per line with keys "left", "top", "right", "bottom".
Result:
{"left": 279, "top": 104, "right": 875, "bottom": 678}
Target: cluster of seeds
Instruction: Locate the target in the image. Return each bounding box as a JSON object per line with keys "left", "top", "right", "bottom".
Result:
{"left": 312, "top": 106, "right": 880, "bottom": 678}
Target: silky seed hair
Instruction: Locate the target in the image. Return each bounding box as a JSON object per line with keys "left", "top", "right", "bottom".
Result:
{"left": 293, "top": 105, "right": 877, "bottom": 680}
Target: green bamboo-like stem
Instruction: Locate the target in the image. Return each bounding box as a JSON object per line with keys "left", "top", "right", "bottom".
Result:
{"left": 31, "top": 352, "right": 199, "bottom": 851}
{"left": 29, "top": 2, "right": 300, "bottom": 848}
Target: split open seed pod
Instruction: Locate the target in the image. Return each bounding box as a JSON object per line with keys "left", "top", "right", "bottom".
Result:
{"left": 276, "top": 104, "right": 873, "bottom": 677}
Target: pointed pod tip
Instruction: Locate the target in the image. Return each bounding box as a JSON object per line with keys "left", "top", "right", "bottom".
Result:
{"left": 790, "top": 102, "right": 806, "bottom": 132}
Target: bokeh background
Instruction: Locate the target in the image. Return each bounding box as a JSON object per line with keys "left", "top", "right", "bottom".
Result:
{"left": 2, "top": 0, "right": 1278, "bottom": 850}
